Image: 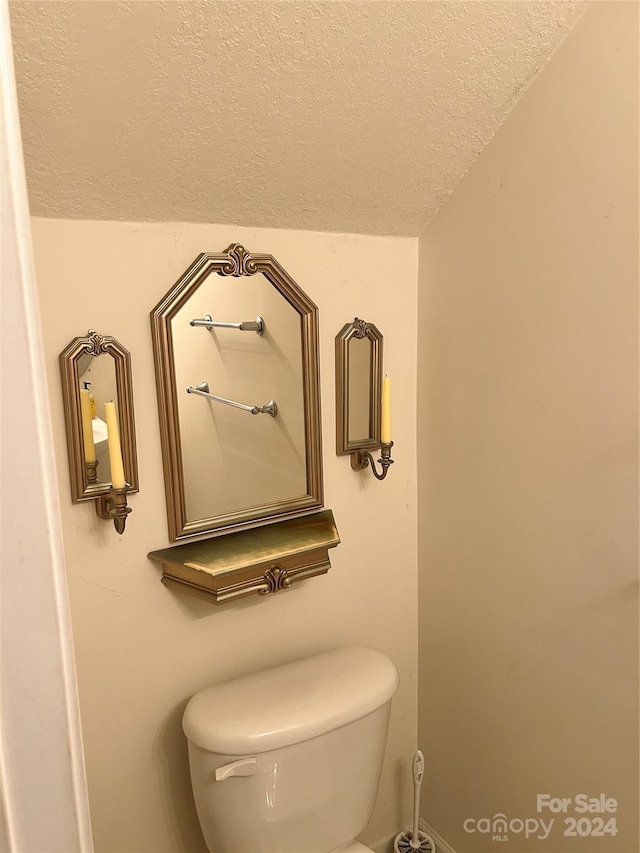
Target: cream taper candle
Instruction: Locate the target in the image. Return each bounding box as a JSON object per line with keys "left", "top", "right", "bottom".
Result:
{"left": 104, "top": 401, "right": 126, "bottom": 489}
{"left": 381, "top": 375, "right": 391, "bottom": 444}
{"left": 80, "top": 388, "right": 96, "bottom": 464}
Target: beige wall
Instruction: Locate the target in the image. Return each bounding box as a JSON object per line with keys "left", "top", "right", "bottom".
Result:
{"left": 417, "top": 3, "right": 638, "bottom": 852}
{"left": 32, "top": 219, "right": 419, "bottom": 852}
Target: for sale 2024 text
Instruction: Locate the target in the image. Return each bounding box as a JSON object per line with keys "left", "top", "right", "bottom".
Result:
{"left": 463, "top": 793, "right": 619, "bottom": 842}
{"left": 538, "top": 793, "right": 618, "bottom": 839}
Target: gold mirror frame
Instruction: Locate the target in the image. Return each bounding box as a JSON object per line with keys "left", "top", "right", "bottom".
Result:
{"left": 150, "top": 243, "right": 323, "bottom": 542}
{"left": 59, "top": 330, "right": 139, "bottom": 502}
{"left": 335, "top": 318, "right": 383, "bottom": 456}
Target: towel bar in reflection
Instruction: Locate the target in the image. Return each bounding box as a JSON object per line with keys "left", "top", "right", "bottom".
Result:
{"left": 189, "top": 314, "right": 264, "bottom": 335}
{"left": 186, "top": 381, "right": 278, "bottom": 417}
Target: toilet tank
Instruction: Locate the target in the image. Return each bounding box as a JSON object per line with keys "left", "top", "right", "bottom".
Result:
{"left": 183, "top": 646, "right": 399, "bottom": 853}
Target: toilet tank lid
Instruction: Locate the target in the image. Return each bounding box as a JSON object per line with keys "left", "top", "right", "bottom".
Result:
{"left": 182, "top": 646, "right": 399, "bottom": 755}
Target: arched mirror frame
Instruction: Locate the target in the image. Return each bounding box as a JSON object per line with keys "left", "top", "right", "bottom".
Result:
{"left": 59, "top": 330, "right": 139, "bottom": 502}
{"left": 150, "top": 243, "right": 323, "bottom": 542}
{"left": 335, "top": 318, "right": 383, "bottom": 456}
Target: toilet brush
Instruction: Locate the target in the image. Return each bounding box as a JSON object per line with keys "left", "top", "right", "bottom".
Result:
{"left": 393, "top": 750, "right": 434, "bottom": 853}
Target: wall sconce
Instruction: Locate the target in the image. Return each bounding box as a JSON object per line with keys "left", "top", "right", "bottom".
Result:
{"left": 59, "top": 330, "right": 138, "bottom": 533}
{"left": 335, "top": 318, "right": 394, "bottom": 481}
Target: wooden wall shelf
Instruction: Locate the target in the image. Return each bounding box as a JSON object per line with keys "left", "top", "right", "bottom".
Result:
{"left": 148, "top": 510, "right": 339, "bottom": 605}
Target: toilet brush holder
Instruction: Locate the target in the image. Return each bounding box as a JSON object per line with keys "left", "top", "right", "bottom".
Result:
{"left": 394, "top": 830, "right": 433, "bottom": 853}
{"left": 393, "top": 750, "right": 434, "bottom": 853}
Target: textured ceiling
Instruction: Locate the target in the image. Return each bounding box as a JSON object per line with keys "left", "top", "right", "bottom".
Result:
{"left": 10, "top": 1, "right": 586, "bottom": 236}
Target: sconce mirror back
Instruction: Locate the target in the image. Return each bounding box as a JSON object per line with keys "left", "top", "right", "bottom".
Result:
{"left": 59, "top": 330, "right": 139, "bottom": 501}
{"left": 151, "top": 244, "right": 323, "bottom": 541}
{"left": 335, "top": 318, "right": 383, "bottom": 455}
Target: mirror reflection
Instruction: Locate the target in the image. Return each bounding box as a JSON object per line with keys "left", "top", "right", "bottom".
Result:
{"left": 347, "top": 335, "right": 374, "bottom": 444}
{"left": 172, "top": 270, "right": 307, "bottom": 523}
{"left": 77, "top": 352, "right": 116, "bottom": 485}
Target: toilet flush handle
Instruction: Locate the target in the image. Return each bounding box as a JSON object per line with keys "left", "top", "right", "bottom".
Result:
{"left": 215, "top": 757, "right": 258, "bottom": 781}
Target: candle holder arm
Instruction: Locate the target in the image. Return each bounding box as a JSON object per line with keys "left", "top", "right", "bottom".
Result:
{"left": 96, "top": 485, "right": 132, "bottom": 534}
{"left": 351, "top": 441, "right": 394, "bottom": 480}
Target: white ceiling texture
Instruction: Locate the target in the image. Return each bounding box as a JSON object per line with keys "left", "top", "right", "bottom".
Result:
{"left": 10, "top": 1, "right": 586, "bottom": 236}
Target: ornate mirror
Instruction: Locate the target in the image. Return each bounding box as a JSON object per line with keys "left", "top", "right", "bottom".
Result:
{"left": 335, "top": 318, "right": 383, "bottom": 456}
{"left": 59, "top": 330, "right": 139, "bottom": 502}
{"left": 151, "top": 244, "right": 323, "bottom": 541}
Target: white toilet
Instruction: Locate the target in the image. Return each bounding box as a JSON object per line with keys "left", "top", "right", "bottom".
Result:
{"left": 183, "top": 645, "right": 399, "bottom": 853}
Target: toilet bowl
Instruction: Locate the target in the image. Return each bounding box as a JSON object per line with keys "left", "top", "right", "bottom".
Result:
{"left": 183, "top": 646, "right": 398, "bottom": 853}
